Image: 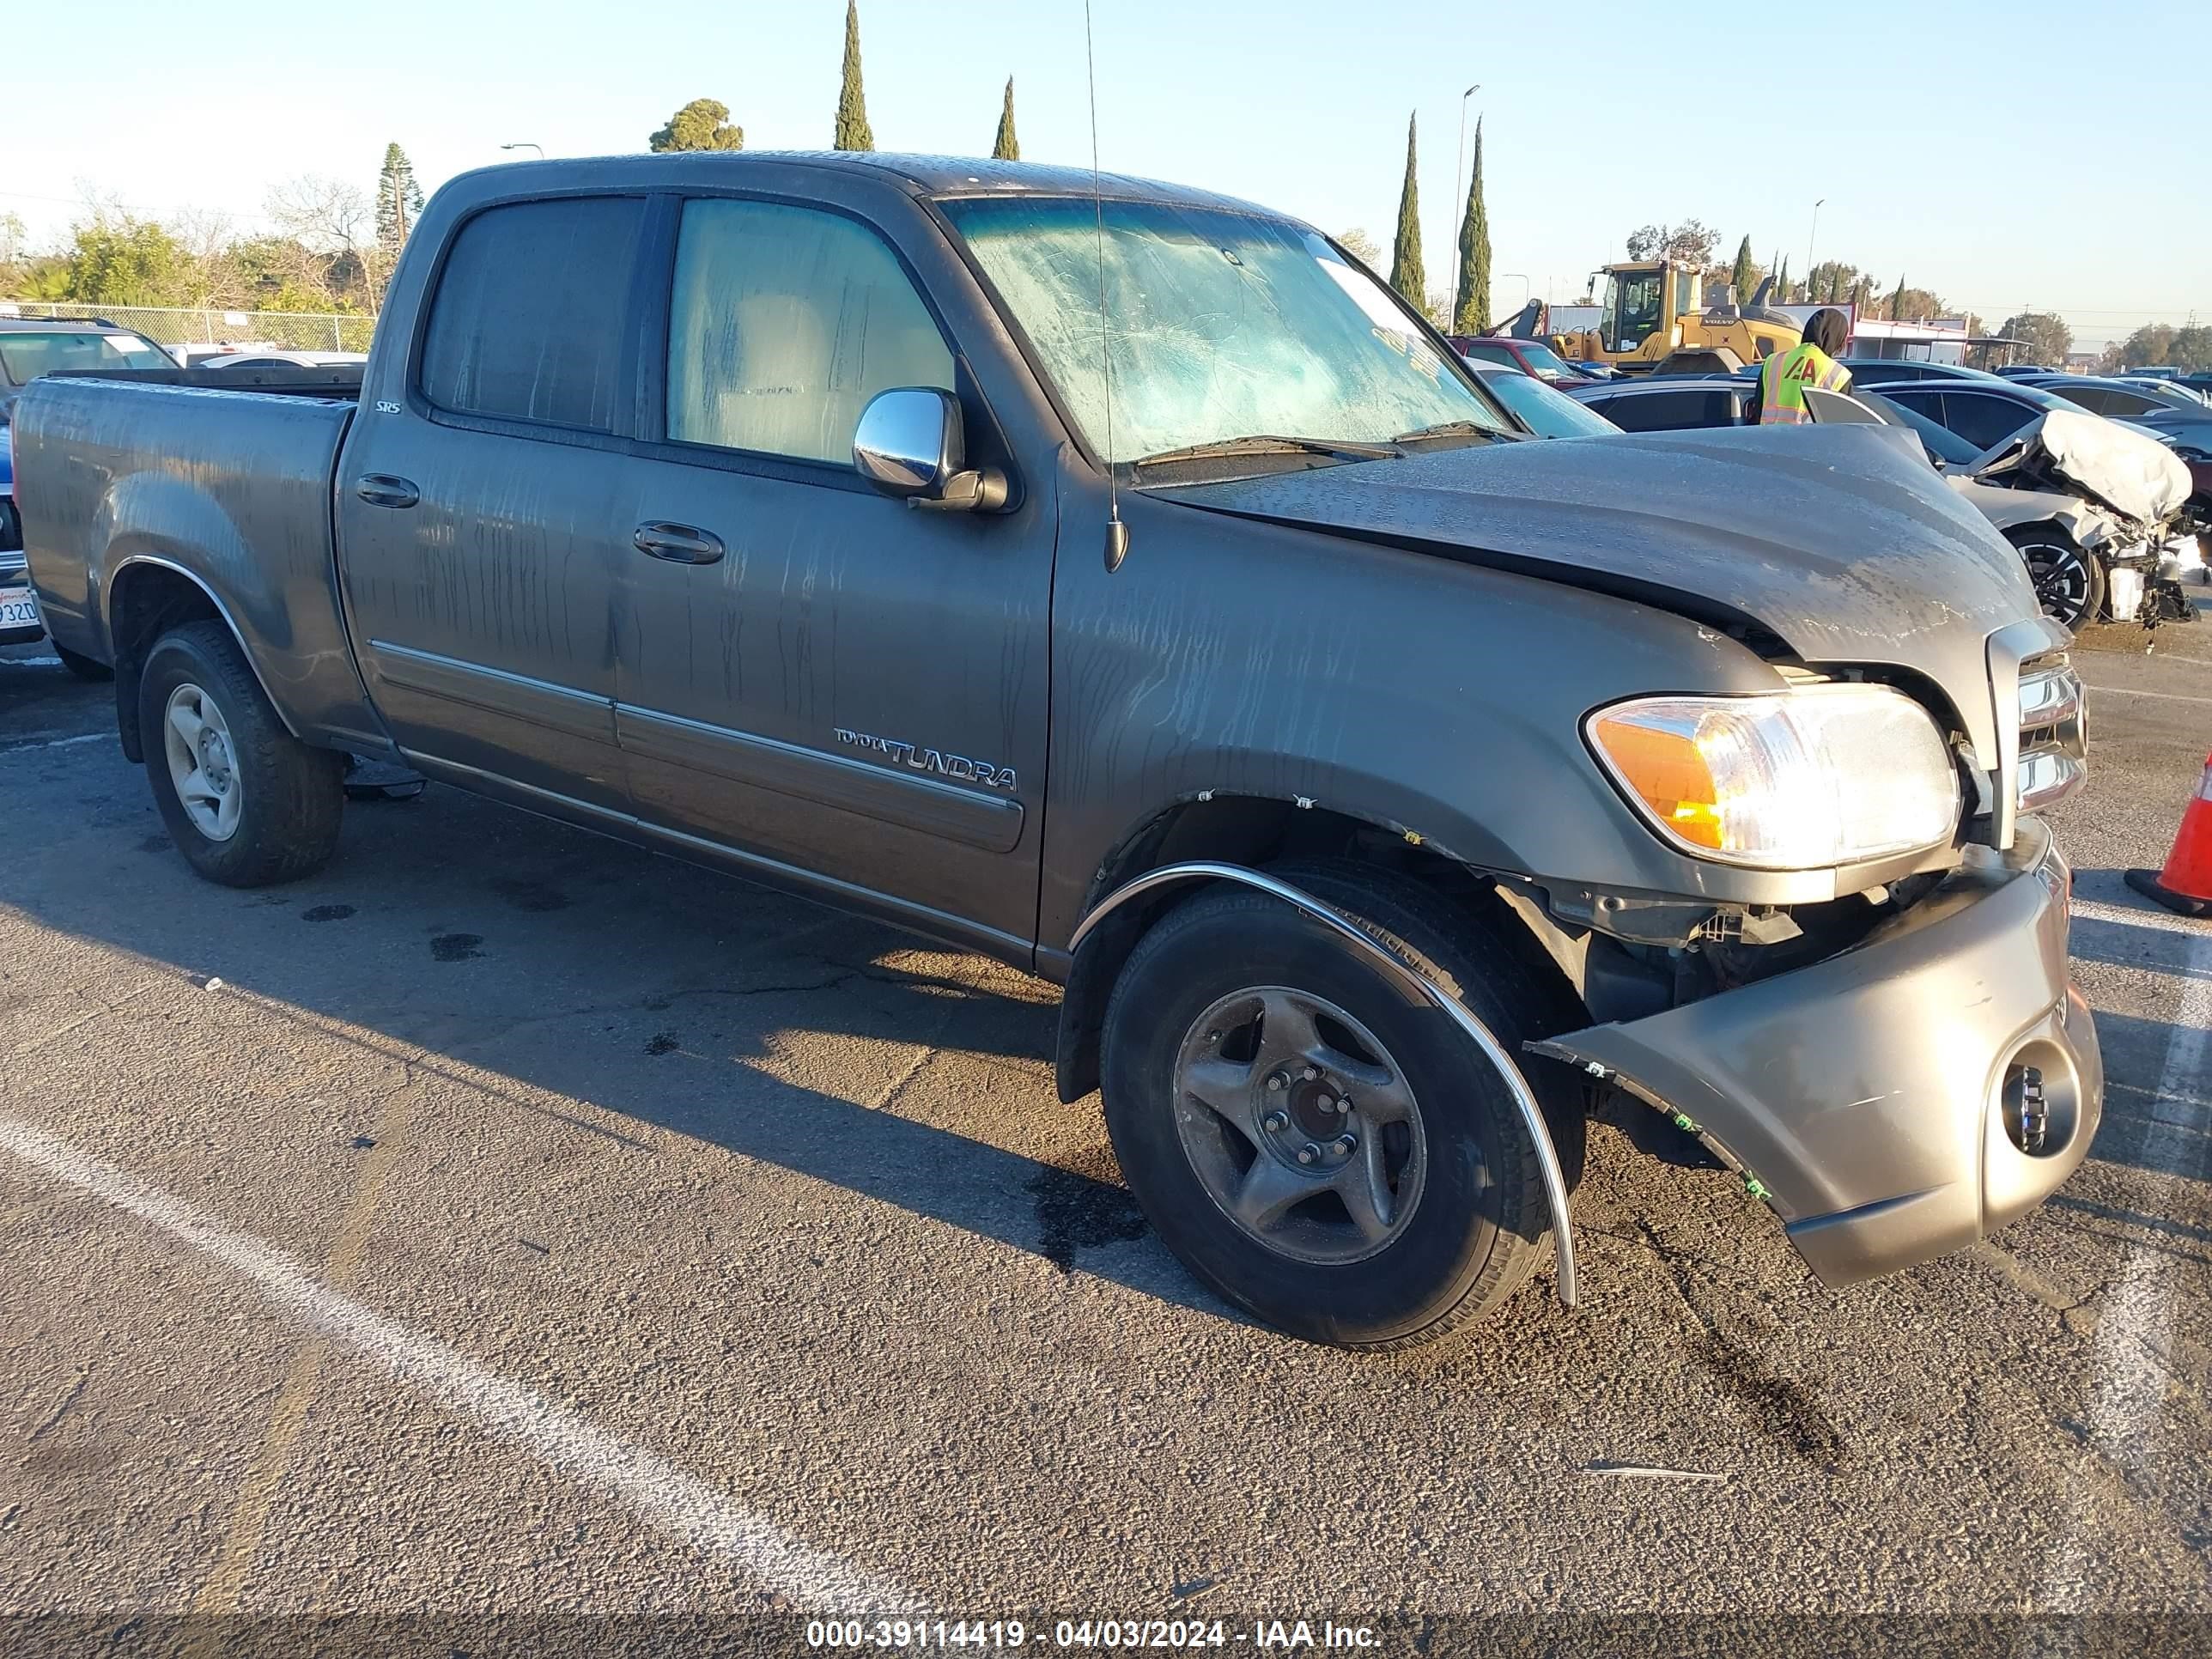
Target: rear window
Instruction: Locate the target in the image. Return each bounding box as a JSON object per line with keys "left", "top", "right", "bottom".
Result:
{"left": 0, "top": 331, "right": 170, "bottom": 383}
{"left": 418, "top": 197, "right": 645, "bottom": 431}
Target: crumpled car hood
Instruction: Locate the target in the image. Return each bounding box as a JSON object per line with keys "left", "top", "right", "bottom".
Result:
{"left": 1157, "top": 421, "right": 2039, "bottom": 664}
{"left": 1962, "top": 409, "right": 2191, "bottom": 528}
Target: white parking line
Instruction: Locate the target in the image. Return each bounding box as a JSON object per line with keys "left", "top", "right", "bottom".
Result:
{"left": 0, "top": 1111, "right": 920, "bottom": 1617}
{"left": 0, "top": 732, "right": 108, "bottom": 752}
{"left": 2072, "top": 897, "right": 2211, "bottom": 938}
{"left": 2082, "top": 684, "right": 2212, "bottom": 708}
{"left": 2041, "top": 904, "right": 2212, "bottom": 1610}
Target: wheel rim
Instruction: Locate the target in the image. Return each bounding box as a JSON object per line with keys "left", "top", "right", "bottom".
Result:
{"left": 1172, "top": 987, "right": 1428, "bottom": 1267}
{"left": 2021, "top": 541, "right": 2094, "bottom": 627}
{"left": 162, "top": 682, "right": 243, "bottom": 842}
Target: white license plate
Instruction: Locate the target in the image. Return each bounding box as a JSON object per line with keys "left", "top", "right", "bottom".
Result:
{"left": 0, "top": 589, "right": 40, "bottom": 631}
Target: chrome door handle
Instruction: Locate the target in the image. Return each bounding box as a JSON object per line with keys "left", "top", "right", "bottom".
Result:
{"left": 633, "top": 522, "right": 726, "bottom": 565}
{"left": 355, "top": 474, "right": 419, "bottom": 509}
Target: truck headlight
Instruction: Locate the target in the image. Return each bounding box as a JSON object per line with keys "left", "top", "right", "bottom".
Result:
{"left": 1587, "top": 686, "right": 1960, "bottom": 869}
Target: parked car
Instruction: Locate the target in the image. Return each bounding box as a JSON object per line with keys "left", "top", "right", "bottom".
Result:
{"left": 201, "top": 350, "right": 370, "bottom": 372}
{"left": 2010, "top": 374, "right": 2212, "bottom": 451}
{"left": 0, "top": 322, "right": 167, "bottom": 672}
{"left": 1449, "top": 335, "right": 1597, "bottom": 387}
{"left": 1, "top": 319, "right": 172, "bottom": 426}
{"left": 1466, "top": 363, "right": 1620, "bottom": 438}
{"left": 1572, "top": 375, "right": 2191, "bottom": 629}
{"left": 15, "top": 152, "right": 2100, "bottom": 1349}
{"left": 1840, "top": 359, "right": 2015, "bottom": 388}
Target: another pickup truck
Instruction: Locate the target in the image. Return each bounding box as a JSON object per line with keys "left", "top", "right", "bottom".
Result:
{"left": 15, "top": 153, "right": 2100, "bottom": 1348}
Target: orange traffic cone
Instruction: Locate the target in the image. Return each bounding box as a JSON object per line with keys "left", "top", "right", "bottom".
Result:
{"left": 2125, "top": 753, "right": 2212, "bottom": 919}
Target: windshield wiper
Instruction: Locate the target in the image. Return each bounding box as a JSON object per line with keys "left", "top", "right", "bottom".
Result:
{"left": 1131, "top": 434, "right": 1401, "bottom": 471}
{"left": 1392, "top": 419, "right": 1504, "bottom": 444}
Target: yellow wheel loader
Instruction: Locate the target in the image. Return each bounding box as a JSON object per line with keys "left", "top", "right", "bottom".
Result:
{"left": 1501, "top": 263, "right": 1803, "bottom": 375}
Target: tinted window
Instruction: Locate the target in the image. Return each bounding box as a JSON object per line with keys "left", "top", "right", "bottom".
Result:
{"left": 1936, "top": 391, "right": 2036, "bottom": 452}
{"left": 1845, "top": 362, "right": 1934, "bottom": 386}
{"left": 1462, "top": 342, "right": 1519, "bottom": 368}
{"left": 420, "top": 197, "right": 644, "bottom": 431}
{"left": 0, "top": 330, "right": 170, "bottom": 383}
{"left": 2086, "top": 386, "right": 2160, "bottom": 416}
{"left": 1601, "top": 389, "right": 1736, "bottom": 432}
{"left": 666, "top": 198, "right": 953, "bottom": 465}
{"left": 1480, "top": 371, "right": 1620, "bottom": 438}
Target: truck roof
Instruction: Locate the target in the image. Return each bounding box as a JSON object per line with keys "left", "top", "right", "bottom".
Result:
{"left": 453, "top": 150, "right": 1287, "bottom": 220}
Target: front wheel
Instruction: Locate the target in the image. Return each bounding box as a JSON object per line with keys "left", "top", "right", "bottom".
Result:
{"left": 1099, "top": 864, "right": 1583, "bottom": 1350}
{"left": 2007, "top": 525, "right": 2106, "bottom": 631}
{"left": 138, "top": 621, "right": 344, "bottom": 887}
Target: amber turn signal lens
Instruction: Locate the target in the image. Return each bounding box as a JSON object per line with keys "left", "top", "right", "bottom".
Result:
{"left": 1589, "top": 715, "right": 1725, "bottom": 849}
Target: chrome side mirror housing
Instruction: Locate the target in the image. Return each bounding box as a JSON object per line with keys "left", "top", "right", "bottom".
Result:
{"left": 853, "top": 387, "right": 1007, "bottom": 513}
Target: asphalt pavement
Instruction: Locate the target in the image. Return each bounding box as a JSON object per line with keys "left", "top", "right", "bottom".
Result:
{"left": 1, "top": 606, "right": 2208, "bottom": 1646}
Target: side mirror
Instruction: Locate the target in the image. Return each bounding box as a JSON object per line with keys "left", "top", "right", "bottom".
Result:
{"left": 852, "top": 387, "right": 1007, "bottom": 513}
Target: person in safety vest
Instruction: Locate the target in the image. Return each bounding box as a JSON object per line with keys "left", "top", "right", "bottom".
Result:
{"left": 1757, "top": 307, "right": 1852, "bottom": 423}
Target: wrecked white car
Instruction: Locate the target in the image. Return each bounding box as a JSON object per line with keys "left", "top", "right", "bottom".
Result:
{"left": 1929, "top": 406, "right": 2197, "bottom": 630}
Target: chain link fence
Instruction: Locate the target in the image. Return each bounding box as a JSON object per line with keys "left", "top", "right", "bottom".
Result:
{"left": 0, "top": 300, "right": 375, "bottom": 353}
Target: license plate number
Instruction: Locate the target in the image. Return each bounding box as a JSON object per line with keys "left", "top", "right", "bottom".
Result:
{"left": 0, "top": 590, "right": 41, "bottom": 630}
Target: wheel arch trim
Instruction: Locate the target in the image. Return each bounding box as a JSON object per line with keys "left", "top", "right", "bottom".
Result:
{"left": 1069, "top": 860, "right": 1578, "bottom": 1309}
{"left": 106, "top": 554, "right": 302, "bottom": 740}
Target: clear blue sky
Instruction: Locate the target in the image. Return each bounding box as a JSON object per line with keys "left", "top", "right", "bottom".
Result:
{"left": 8, "top": 0, "right": 2203, "bottom": 348}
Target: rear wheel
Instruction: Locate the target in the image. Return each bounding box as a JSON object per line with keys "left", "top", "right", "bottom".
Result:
{"left": 2007, "top": 525, "right": 2105, "bottom": 631}
{"left": 1100, "top": 863, "right": 1584, "bottom": 1349}
{"left": 138, "top": 622, "right": 343, "bottom": 887}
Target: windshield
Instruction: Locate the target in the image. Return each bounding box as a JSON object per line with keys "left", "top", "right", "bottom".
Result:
{"left": 1479, "top": 370, "right": 1620, "bottom": 438}
{"left": 940, "top": 196, "right": 1509, "bottom": 467}
{"left": 1510, "top": 340, "right": 1577, "bottom": 378}
{"left": 0, "top": 330, "right": 169, "bottom": 383}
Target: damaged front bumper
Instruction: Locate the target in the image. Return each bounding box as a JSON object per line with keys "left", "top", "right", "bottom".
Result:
{"left": 1534, "top": 817, "right": 2100, "bottom": 1285}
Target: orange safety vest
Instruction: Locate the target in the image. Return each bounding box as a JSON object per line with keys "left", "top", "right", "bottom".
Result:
{"left": 1758, "top": 343, "right": 1851, "bottom": 424}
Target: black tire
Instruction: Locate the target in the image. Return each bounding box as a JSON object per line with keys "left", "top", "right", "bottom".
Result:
{"left": 138, "top": 621, "right": 344, "bottom": 887}
{"left": 1100, "top": 862, "right": 1588, "bottom": 1350}
{"left": 54, "top": 643, "right": 113, "bottom": 682}
{"left": 2006, "top": 525, "right": 2106, "bottom": 631}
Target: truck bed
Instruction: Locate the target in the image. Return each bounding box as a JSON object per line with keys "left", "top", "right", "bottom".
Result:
{"left": 14, "top": 370, "right": 385, "bottom": 750}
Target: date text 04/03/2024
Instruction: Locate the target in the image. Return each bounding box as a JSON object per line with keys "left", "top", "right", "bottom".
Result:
{"left": 805, "top": 1619, "right": 1382, "bottom": 1649}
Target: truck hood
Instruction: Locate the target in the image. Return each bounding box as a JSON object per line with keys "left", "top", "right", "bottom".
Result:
{"left": 1954, "top": 409, "right": 2190, "bottom": 530}
{"left": 1157, "top": 419, "right": 2039, "bottom": 679}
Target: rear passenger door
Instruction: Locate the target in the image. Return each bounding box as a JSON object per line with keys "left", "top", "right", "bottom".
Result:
{"left": 337, "top": 194, "right": 649, "bottom": 813}
{"left": 610, "top": 194, "right": 1055, "bottom": 957}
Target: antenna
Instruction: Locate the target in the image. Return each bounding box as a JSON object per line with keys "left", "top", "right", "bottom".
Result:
{"left": 1083, "top": 0, "right": 1129, "bottom": 573}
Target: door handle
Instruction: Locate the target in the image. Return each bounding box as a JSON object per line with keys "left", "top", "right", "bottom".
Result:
{"left": 633, "top": 521, "right": 726, "bottom": 565}
{"left": 355, "top": 474, "right": 419, "bottom": 509}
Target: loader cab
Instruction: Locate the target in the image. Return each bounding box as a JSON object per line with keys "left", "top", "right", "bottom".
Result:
{"left": 1595, "top": 263, "right": 1698, "bottom": 356}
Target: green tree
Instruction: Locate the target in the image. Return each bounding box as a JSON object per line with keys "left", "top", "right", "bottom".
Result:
{"left": 1729, "top": 235, "right": 1755, "bottom": 304}
{"left": 1451, "top": 117, "right": 1491, "bottom": 334}
{"left": 374, "top": 143, "right": 423, "bottom": 261}
{"left": 1889, "top": 273, "right": 1906, "bottom": 319}
{"left": 1388, "top": 112, "right": 1424, "bottom": 309}
{"left": 1999, "top": 311, "right": 2072, "bottom": 365}
{"left": 649, "top": 98, "right": 745, "bottom": 153}
{"left": 834, "top": 0, "right": 874, "bottom": 152}
{"left": 992, "top": 76, "right": 1018, "bottom": 161}
{"left": 1624, "top": 219, "right": 1719, "bottom": 267}
{"left": 1776, "top": 257, "right": 1790, "bottom": 302}
{"left": 61, "top": 213, "right": 194, "bottom": 306}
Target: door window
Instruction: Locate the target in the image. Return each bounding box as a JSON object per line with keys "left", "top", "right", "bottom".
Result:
{"left": 1609, "top": 272, "right": 1665, "bottom": 353}
{"left": 1936, "top": 391, "right": 2037, "bottom": 452}
{"left": 419, "top": 197, "right": 645, "bottom": 431}
{"left": 1601, "top": 389, "right": 1734, "bottom": 432}
{"left": 666, "top": 199, "right": 953, "bottom": 465}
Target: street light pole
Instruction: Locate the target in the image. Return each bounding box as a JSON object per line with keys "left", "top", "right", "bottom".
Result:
{"left": 1453, "top": 84, "right": 1482, "bottom": 228}
{"left": 501, "top": 143, "right": 544, "bottom": 159}
{"left": 1805, "top": 198, "right": 1825, "bottom": 294}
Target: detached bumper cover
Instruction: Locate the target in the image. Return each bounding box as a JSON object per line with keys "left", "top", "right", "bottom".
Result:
{"left": 1534, "top": 818, "right": 2100, "bottom": 1285}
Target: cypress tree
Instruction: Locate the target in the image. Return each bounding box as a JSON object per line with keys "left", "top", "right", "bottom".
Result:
{"left": 1451, "top": 117, "right": 1491, "bottom": 334}
{"left": 834, "top": 0, "right": 874, "bottom": 152}
{"left": 1729, "top": 235, "right": 1754, "bottom": 305}
{"left": 1776, "top": 257, "right": 1790, "bottom": 302}
{"left": 1389, "top": 112, "right": 1425, "bottom": 310}
{"left": 993, "top": 77, "right": 1019, "bottom": 161}
{"left": 1890, "top": 273, "right": 1907, "bottom": 320}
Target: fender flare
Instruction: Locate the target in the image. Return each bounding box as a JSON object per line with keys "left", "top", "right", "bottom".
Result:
{"left": 1067, "top": 860, "right": 1579, "bottom": 1309}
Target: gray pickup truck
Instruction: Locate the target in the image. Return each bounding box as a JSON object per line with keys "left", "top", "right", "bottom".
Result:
{"left": 15, "top": 153, "right": 2100, "bottom": 1348}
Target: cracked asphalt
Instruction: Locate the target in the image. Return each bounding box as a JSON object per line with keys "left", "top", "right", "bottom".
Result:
{"left": 1, "top": 600, "right": 2209, "bottom": 1638}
